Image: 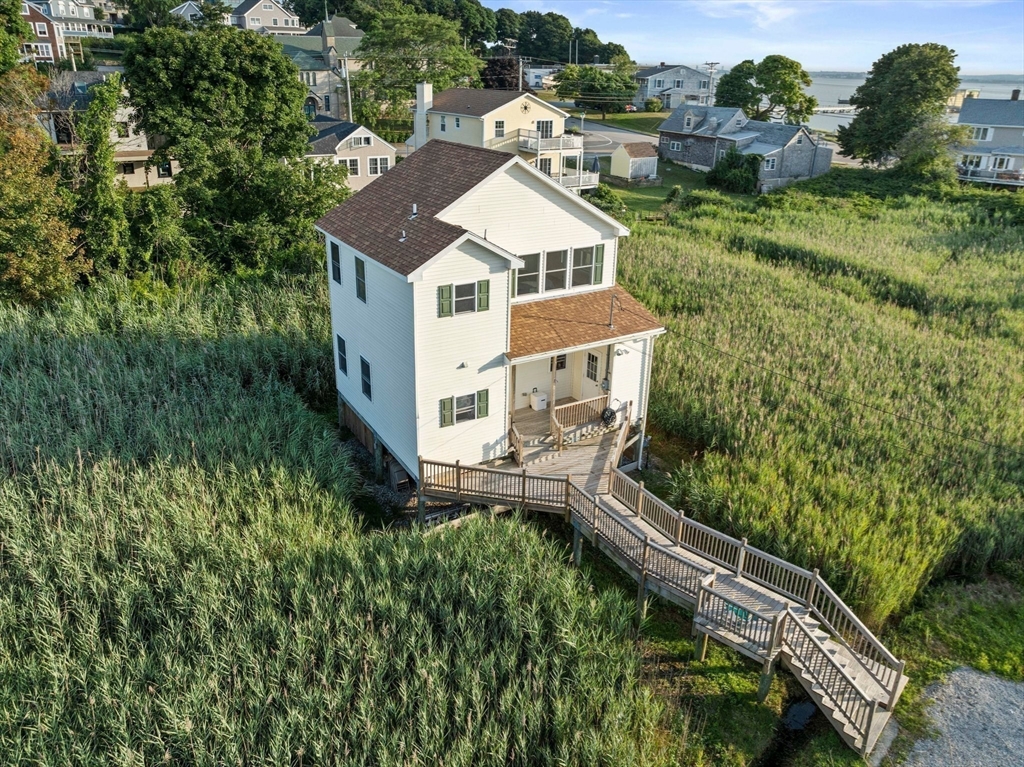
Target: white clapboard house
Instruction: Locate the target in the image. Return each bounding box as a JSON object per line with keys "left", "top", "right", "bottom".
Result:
{"left": 315, "top": 139, "right": 664, "bottom": 484}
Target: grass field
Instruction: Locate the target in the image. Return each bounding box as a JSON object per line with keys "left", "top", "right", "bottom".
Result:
{"left": 586, "top": 111, "right": 670, "bottom": 135}
{"left": 0, "top": 275, "right": 671, "bottom": 765}
{"left": 616, "top": 172, "right": 1024, "bottom": 628}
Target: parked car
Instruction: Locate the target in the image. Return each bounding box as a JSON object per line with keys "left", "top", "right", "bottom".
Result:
{"left": 624, "top": 104, "right": 637, "bottom": 112}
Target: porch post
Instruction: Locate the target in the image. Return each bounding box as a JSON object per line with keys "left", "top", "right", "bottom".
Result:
{"left": 549, "top": 355, "right": 557, "bottom": 439}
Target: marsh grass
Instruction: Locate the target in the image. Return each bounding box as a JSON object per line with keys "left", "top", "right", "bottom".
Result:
{"left": 618, "top": 181, "right": 1024, "bottom": 626}
{"left": 0, "top": 274, "right": 670, "bottom": 765}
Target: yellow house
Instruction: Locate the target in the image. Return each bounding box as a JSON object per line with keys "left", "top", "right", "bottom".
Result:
{"left": 411, "top": 84, "right": 598, "bottom": 192}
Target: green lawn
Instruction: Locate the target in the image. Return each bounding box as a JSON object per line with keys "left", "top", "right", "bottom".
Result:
{"left": 586, "top": 111, "right": 670, "bottom": 136}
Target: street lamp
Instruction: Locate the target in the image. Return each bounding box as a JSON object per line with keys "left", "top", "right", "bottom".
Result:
{"left": 580, "top": 111, "right": 586, "bottom": 135}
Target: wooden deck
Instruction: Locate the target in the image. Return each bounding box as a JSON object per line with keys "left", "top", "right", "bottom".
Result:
{"left": 418, "top": 418, "right": 908, "bottom": 757}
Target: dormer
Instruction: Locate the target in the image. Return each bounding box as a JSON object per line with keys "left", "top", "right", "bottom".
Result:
{"left": 682, "top": 111, "right": 696, "bottom": 131}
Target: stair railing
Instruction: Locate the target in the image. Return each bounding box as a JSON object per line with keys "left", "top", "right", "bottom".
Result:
{"left": 508, "top": 422, "right": 524, "bottom": 467}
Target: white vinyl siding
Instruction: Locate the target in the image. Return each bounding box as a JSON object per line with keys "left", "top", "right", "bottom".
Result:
{"left": 972, "top": 126, "right": 991, "bottom": 141}
{"left": 368, "top": 157, "right": 389, "bottom": 175}
{"left": 438, "top": 163, "right": 620, "bottom": 304}
{"left": 413, "top": 240, "right": 510, "bottom": 467}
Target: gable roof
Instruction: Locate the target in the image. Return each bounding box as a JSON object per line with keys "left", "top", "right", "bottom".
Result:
{"left": 306, "top": 116, "right": 362, "bottom": 154}
{"left": 278, "top": 41, "right": 328, "bottom": 70}
{"left": 635, "top": 64, "right": 704, "bottom": 80}
{"left": 307, "top": 14, "right": 362, "bottom": 38}
{"left": 316, "top": 140, "right": 517, "bottom": 276}
{"left": 619, "top": 141, "right": 658, "bottom": 159}
{"left": 659, "top": 105, "right": 746, "bottom": 136}
{"left": 741, "top": 120, "right": 803, "bottom": 147}
{"left": 958, "top": 98, "right": 1024, "bottom": 128}
{"left": 429, "top": 88, "right": 565, "bottom": 118}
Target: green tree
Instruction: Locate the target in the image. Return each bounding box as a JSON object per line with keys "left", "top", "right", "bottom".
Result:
{"left": 75, "top": 73, "right": 130, "bottom": 275}
{"left": 554, "top": 64, "right": 636, "bottom": 119}
{"left": 837, "top": 43, "right": 960, "bottom": 164}
{"left": 494, "top": 7, "right": 519, "bottom": 42}
{"left": 124, "top": 25, "right": 347, "bottom": 271}
{"left": 714, "top": 55, "right": 816, "bottom": 123}
{"left": 351, "top": 11, "right": 481, "bottom": 127}
{"left": 481, "top": 55, "right": 525, "bottom": 90}
{"left": 123, "top": 0, "right": 179, "bottom": 28}
{"left": 894, "top": 114, "right": 971, "bottom": 179}
{"left": 705, "top": 145, "right": 761, "bottom": 194}
{"left": 0, "top": 117, "right": 87, "bottom": 303}
{"left": 517, "top": 10, "right": 572, "bottom": 61}
{"left": 1, "top": 0, "right": 31, "bottom": 75}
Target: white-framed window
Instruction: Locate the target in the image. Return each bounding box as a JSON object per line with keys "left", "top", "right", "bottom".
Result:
{"left": 301, "top": 71, "right": 317, "bottom": 85}
{"left": 273, "top": 18, "right": 278, "bottom": 25}
{"left": 455, "top": 393, "right": 476, "bottom": 423}
{"left": 121, "top": 162, "right": 135, "bottom": 175}
{"left": 262, "top": 3, "right": 272, "bottom": 8}
{"left": 544, "top": 249, "right": 568, "bottom": 291}
{"left": 440, "top": 115, "right": 446, "bottom": 132}
{"left": 455, "top": 116, "right": 460, "bottom": 128}
{"left": 57, "top": 2, "right": 65, "bottom": 15}
{"left": 972, "top": 126, "right": 991, "bottom": 141}
{"left": 330, "top": 241, "right": 341, "bottom": 283}
{"left": 796, "top": 135, "right": 804, "bottom": 144}
{"left": 586, "top": 352, "right": 599, "bottom": 382}
{"left": 355, "top": 256, "right": 366, "bottom": 301}
{"left": 718, "top": 149, "right": 726, "bottom": 160}
{"left": 69, "top": 5, "right": 76, "bottom": 14}
{"left": 439, "top": 390, "right": 489, "bottom": 426}
{"left": 571, "top": 246, "right": 595, "bottom": 287}
{"left": 669, "top": 141, "right": 681, "bottom": 151}
{"left": 654, "top": 78, "right": 664, "bottom": 88}
{"left": 368, "top": 156, "right": 389, "bottom": 175}
{"left": 34, "top": 42, "right": 51, "bottom": 57}
{"left": 660, "top": 134, "right": 669, "bottom": 144}
{"left": 699, "top": 79, "right": 709, "bottom": 89}
{"left": 250, "top": 16, "right": 260, "bottom": 25}
{"left": 699, "top": 96, "right": 708, "bottom": 105}
{"left": 360, "top": 357, "right": 371, "bottom": 400}
{"left": 494, "top": 120, "right": 505, "bottom": 138}
{"left": 764, "top": 157, "right": 777, "bottom": 171}
{"left": 550, "top": 354, "right": 567, "bottom": 371}
{"left": 454, "top": 282, "right": 476, "bottom": 314}
{"left": 961, "top": 154, "right": 982, "bottom": 168}
{"left": 352, "top": 136, "right": 371, "bottom": 147}
{"left": 993, "top": 156, "right": 1012, "bottom": 170}
{"left": 538, "top": 157, "right": 552, "bottom": 176}
{"left": 341, "top": 157, "right": 358, "bottom": 176}
{"left": 673, "top": 79, "right": 682, "bottom": 88}
{"left": 21, "top": 3, "right": 29, "bottom": 14}
{"left": 36, "top": 22, "right": 47, "bottom": 36}
{"left": 516, "top": 253, "right": 540, "bottom": 295}
{"left": 683, "top": 116, "right": 692, "bottom": 129}
{"left": 336, "top": 335, "right": 347, "bottom": 375}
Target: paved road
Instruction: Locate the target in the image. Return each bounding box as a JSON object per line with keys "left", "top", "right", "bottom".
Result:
{"left": 565, "top": 117, "right": 657, "bottom": 155}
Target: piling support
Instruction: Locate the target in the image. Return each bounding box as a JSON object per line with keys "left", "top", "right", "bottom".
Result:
{"left": 757, "top": 661, "right": 776, "bottom": 703}
{"left": 694, "top": 631, "right": 708, "bottom": 662}
{"left": 571, "top": 524, "right": 583, "bottom": 567}
{"left": 373, "top": 434, "right": 384, "bottom": 484}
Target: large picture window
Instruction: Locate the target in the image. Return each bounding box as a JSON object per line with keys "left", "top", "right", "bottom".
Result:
{"left": 572, "top": 247, "right": 594, "bottom": 287}
{"left": 544, "top": 250, "right": 568, "bottom": 291}
{"left": 517, "top": 253, "right": 541, "bottom": 295}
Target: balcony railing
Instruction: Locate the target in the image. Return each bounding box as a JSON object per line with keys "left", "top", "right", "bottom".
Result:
{"left": 519, "top": 130, "right": 584, "bottom": 152}
{"left": 956, "top": 165, "right": 1024, "bottom": 186}
{"left": 556, "top": 172, "right": 599, "bottom": 188}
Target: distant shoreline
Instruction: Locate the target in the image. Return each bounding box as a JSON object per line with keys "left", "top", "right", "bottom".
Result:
{"left": 807, "top": 71, "right": 1024, "bottom": 85}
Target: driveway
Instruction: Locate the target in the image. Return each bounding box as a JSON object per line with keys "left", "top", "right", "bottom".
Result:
{"left": 565, "top": 117, "right": 657, "bottom": 155}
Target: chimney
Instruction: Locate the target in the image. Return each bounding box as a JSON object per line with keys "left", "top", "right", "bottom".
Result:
{"left": 1012, "top": 89, "right": 1021, "bottom": 101}
{"left": 659, "top": 62, "right": 665, "bottom": 67}
{"left": 413, "top": 82, "right": 433, "bottom": 150}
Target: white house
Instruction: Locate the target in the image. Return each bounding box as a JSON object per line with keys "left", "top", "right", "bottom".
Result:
{"left": 315, "top": 139, "right": 664, "bottom": 483}
{"left": 305, "top": 116, "right": 394, "bottom": 192}
{"left": 230, "top": 0, "right": 306, "bottom": 35}
{"left": 955, "top": 95, "right": 1024, "bottom": 186}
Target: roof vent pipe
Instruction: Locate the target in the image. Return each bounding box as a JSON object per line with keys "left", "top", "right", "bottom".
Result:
{"left": 1012, "top": 89, "right": 1021, "bottom": 101}
{"left": 410, "top": 203, "right": 418, "bottom": 219}
{"left": 399, "top": 230, "right": 407, "bottom": 242}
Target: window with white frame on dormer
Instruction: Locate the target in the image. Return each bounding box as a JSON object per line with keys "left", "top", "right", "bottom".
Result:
{"left": 684, "top": 116, "right": 692, "bottom": 129}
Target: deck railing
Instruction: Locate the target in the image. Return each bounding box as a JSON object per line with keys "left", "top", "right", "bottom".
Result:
{"left": 551, "top": 394, "right": 609, "bottom": 449}
{"left": 419, "top": 438, "right": 904, "bottom": 712}
{"left": 508, "top": 423, "right": 524, "bottom": 467}
{"left": 696, "top": 577, "right": 780, "bottom": 657}
{"left": 518, "top": 130, "right": 584, "bottom": 152}
{"left": 557, "top": 172, "right": 600, "bottom": 188}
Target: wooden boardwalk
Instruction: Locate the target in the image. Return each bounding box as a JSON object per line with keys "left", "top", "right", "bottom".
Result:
{"left": 418, "top": 416, "right": 907, "bottom": 757}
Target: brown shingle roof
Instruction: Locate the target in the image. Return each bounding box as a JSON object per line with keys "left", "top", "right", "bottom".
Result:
{"left": 429, "top": 88, "right": 528, "bottom": 118}
{"left": 316, "top": 140, "right": 515, "bottom": 275}
{"left": 510, "top": 288, "right": 664, "bottom": 360}
{"left": 621, "top": 142, "right": 658, "bottom": 159}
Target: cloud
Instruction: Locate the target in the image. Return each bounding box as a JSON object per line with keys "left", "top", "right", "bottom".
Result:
{"left": 688, "top": 0, "right": 800, "bottom": 28}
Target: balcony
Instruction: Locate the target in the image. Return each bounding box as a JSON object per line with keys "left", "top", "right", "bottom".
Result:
{"left": 957, "top": 165, "right": 1024, "bottom": 186}
{"left": 556, "top": 172, "right": 599, "bottom": 189}
{"left": 519, "top": 129, "right": 584, "bottom": 152}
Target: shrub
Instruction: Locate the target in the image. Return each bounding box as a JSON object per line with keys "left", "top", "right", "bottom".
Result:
{"left": 644, "top": 97, "right": 663, "bottom": 112}
{"left": 706, "top": 146, "right": 761, "bottom": 194}
{"left": 584, "top": 183, "right": 625, "bottom": 214}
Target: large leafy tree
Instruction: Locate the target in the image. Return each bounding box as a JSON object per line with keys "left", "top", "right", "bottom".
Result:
{"left": 122, "top": 0, "right": 180, "bottom": 28}
{"left": 351, "top": 11, "right": 481, "bottom": 127}
{"left": 837, "top": 43, "right": 960, "bottom": 164}
{"left": 554, "top": 64, "right": 636, "bottom": 119}
{"left": 714, "top": 55, "right": 817, "bottom": 123}
{"left": 517, "top": 11, "right": 572, "bottom": 61}
{"left": 481, "top": 56, "right": 526, "bottom": 90}
{"left": 494, "top": 7, "right": 519, "bottom": 42}
{"left": 75, "top": 73, "right": 130, "bottom": 275}
{"left": 1, "top": 0, "right": 31, "bottom": 75}
{"left": 124, "top": 25, "right": 347, "bottom": 271}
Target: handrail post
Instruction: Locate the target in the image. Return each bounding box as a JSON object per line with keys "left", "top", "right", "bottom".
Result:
{"left": 636, "top": 480, "right": 645, "bottom": 517}
{"left": 737, "top": 537, "right": 747, "bottom": 577}
{"left": 455, "top": 460, "right": 462, "bottom": 502}
{"left": 636, "top": 535, "right": 650, "bottom": 626}
{"left": 521, "top": 468, "right": 527, "bottom": 509}
{"left": 889, "top": 659, "right": 905, "bottom": 709}
{"left": 866, "top": 698, "right": 879, "bottom": 742}
{"left": 564, "top": 474, "right": 572, "bottom": 521}
{"left": 806, "top": 568, "right": 819, "bottom": 608}
{"left": 675, "top": 510, "right": 685, "bottom": 544}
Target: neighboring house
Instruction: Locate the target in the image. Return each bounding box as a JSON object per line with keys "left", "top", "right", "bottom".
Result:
{"left": 610, "top": 141, "right": 659, "bottom": 180}
{"left": 411, "top": 84, "right": 598, "bottom": 192}
{"left": 33, "top": 0, "right": 113, "bottom": 41}
{"left": 525, "top": 66, "right": 559, "bottom": 90}
{"left": 305, "top": 116, "right": 394, "bottom": 191}
{"left": 19, "top": 2, "right": 63, "bottom": 63}
{"left": 634, "top": 63, "right": 712, "bottom": 109}
{"left": 955, "top": 95, "right": 1024, "bottom": 186}
{"left": 230, "top": 0, "right": 305, "bottom": 35}
{"left": 169, "top": 0, "right": 231, "bottom": 25}
{"left": 657, "top": 105, "right": 832, "bottom": 191}
{"left": 40, "top": 72, "right": 179, "bottom": 190}
{"left": 315, "top": 139, "right": 664, "bottom": 481}
{"left": 275, "top": 15, "right": 364, "bottom": 119}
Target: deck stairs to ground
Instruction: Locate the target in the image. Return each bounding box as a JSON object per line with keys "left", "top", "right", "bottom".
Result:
{"left": 418, "top": 412, "right": 907, "bottom": 757}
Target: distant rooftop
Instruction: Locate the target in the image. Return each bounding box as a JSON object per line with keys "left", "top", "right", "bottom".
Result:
{"left": 958, "top": 97, "right": 1024, "bottom": 128}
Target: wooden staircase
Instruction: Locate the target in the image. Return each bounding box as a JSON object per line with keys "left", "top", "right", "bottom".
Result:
{"left": 418, "top": 433, "right": 907, "bottom": 758}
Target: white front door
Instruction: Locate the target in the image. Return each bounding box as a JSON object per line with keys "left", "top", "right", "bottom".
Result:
{"left": 580, "top": 350, "right": 604, "bottom": 399}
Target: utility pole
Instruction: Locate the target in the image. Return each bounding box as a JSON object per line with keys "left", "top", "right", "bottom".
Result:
{"left": 518, "top": 56, "right": 523, "bottom": 92}
{"left": 704, "top": 61, "right": 720, "bottom": 104}
{"left": 343, "top": 56, "right": 352, "bottom": 121}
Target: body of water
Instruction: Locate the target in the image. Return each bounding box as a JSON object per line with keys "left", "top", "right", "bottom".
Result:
{"left": 802, "top": 76, "right": 1024, "bottom": 132}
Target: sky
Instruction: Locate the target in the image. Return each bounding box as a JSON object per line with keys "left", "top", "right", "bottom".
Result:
{"left": 481, "top": 0, "right": 1024, "bottom": 74}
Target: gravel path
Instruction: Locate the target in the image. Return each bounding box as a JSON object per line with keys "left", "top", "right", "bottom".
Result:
{"left": 904, "top": 667, "right": 1024, "bottom": 767}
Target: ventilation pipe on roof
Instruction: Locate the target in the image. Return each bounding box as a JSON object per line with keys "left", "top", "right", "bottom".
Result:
{"left": 1012, "top": 89, "right": 1021, "bottom": 101}
{"left": 410, "top": 203, "right": 418, "bottom": 219}
{"left": 399, "top": 230, "right": 407, "bottom": 242}
{"left": 414, "top": 82, "right": 432, "bottom": 151}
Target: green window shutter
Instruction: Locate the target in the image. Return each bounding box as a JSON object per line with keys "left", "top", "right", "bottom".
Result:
{"left": 440, "top": 397, "right": 454, "bottom": 427}
{"left": 594, "top": 244, "right": 605, "bottom": 285}
{"left": 476, "top": 389, "right": 489, "bottom": 418}
{"left": 510, "top": 270, "right": 517, "bottom": 298}
{"left": 438, "top": 284, "right": 453, "bottom": 317}
{"left": 477, "top": 279, "right": 490, "bottom": 311}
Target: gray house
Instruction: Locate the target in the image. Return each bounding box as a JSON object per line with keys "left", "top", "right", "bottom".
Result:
{"left": 634, "top": 63, "right": 712, "bottom": 110}
{"left": 657, "top": 105, "right": 832, "bottom": 192}
{"left": 955, "top": 96, "right": 1024, "bottom": 186}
